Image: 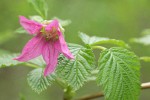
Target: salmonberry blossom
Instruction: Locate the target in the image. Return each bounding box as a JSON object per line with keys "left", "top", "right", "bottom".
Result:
{"left": 14, "top": 16, "right": 74, "bottom": 76}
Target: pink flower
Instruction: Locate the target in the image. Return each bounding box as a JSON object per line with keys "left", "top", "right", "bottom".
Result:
{"left": 14, "top": 16, "right": 74, "bottom": 76}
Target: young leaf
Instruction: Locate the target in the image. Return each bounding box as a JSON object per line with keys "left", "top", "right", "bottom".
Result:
{"left": 27, "top": 68, "right": 55, "bottom": 93}
{"left": 79, "top": 32, "right": 109, "bottom": 45}
{"left": 15, "top": 27, "right": 27, "bottom": 34}
{"left": 140, "top": 56, "right": 150, "bottom": 62}
{"left": 28, "top": 0, "right": 48, "bottom": 19}
{"left": 52, "top": 17, "right": 71, "bottom": 26}
{"left": 29, "top": 15, "right": 44, "bottom": 22}
{"left": 131, "top": 35, "right": 150, "bottom": 45}
{"left": 0, "top": 54, "right": 22, "bottom": 68}
{"left": 97, "top": 47, "right": 141, "bottom": 100}
{"left": 56, "top": 44, "right": 95, "bottom": 91}
{"left": 79, "top": 32, "right": 129, "bottom": 48}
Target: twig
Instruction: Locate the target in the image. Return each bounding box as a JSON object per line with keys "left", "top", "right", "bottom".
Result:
{"left": 77, "top": 82, "right": 150, "bottom": 100}
{"left": 141, "top": 82, "right": 150, "bottom": 89}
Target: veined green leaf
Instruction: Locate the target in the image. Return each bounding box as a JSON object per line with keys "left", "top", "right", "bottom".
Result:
{"left": 0, "top": 53, "right": 22, "bottom": 68}
{"left": 97, "top": 47, "right": 141, "bottom": 100}
{"left": 28, "top": 0, "right": 48, "bottom": 19}
{"left": 27, "top": 68, "right": 55, "bottom": 93}
{"left": 56, "top": 44, "right": 95, "bottom": 91}
{"left": 79, "top": 32, "right": 129, "bottom": 48}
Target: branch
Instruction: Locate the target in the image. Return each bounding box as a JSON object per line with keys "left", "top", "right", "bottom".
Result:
{"left": 77, "top": 82, "right": 150, "bottom": 100}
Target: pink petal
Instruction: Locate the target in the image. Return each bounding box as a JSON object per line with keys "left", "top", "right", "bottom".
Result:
{"left": 54, "top": 31, "right": 74, "bottom": 59}
{"left": 19, "top": 16, "right": 43, "bottom": 35}
{"left": 42, "top": 42, "right": 59, "bottom": 76}
{"left": 14, "top": 35, "right": 45, "bottom": 62}
{"left": 45, "top": 19, "right": 59, "bottom": 31}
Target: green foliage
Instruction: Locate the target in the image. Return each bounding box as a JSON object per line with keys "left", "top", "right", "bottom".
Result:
{"left": 0, "top": 53, "right": 22, "bottom": 68}
{"left": 53, "top": 17, "right": 71, "bottom": 27}
{"left": 131, "top": 35, "right": 150, "bottom": 45}
{"left": 97, "top": 47, "right": 141, "bottom": 100}
{"left": 27, "top": 68, "right": 55, "bottom": 93}
{"left": 29, "top": 56, "right": 45, "bottom": 67}
{"left": 29, "top": 15, "right": 44, "bottom": 22}
{"left": 79, "top": 32, "right": 129, "bottom": 48}
{"left": 79, "top": 32, "right": 109, "bottom": 45}
{"left": 15, "top": 27, "right": 27, "bottom": 34}
{"left": 28, "top": 0, "right": 48, "bottom": 19}
{"left": 56, "top": 43, "right": 95, "bottom": 91}
{"left": 140, "top": 57, "right": 150, "bottom": 62}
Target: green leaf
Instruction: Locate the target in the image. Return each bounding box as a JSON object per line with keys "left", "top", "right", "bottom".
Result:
{"left": 79, "top": 32, "right": 129, "bottom": 48}
{"left": 29, "top": 15, "right": 44, "bottom": 22}
{"left": 15, "top": 27, "right": 27, "bottom": 34}
{"left": 28, "top": 56, "right": 45, "bottom": 67}
{"left": 131, "top": 35, "right": 150, "bottom": 45}
{"left": 140, "top": 56, "right": 150, "bottom": 62}
{"left": 53, "top": 17, "right": 71, "bottom": 26}
{"left": 0, "top": 54, "right": 22, "bottom": 68}
{"left": 27, "top": 68, "right": 55, "bottom": 93}
{"left": 28, "top": 0, "right": 48, "bottom": 19}
{"left": 97, "top": 47, "right": 141, "bottom": 100}
{"left": 79, "top": 32, "right": 109, "bottom": 45}
{"left": 56, "top": 44, "right": 95, "bottom": 91}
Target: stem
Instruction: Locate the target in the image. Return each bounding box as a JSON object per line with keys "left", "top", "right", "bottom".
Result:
{"left": 24, "top": 63, "right": 39, "bottom": 68}
{"left": 77, "top": 82, "right": 150, "bottom": 100}
{"left": 55, "top": 78, "right": 75, "bottom": 100}
{"left": 91, "top": 46, "right": 106, "bottom": 51}
{"left": 56, "top": 78, "right": 67, "bottom": 89}
{"left": 64, "top": 86, "right": 75, "bottom": 100}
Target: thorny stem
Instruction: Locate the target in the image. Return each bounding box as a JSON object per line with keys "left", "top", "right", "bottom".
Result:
{"left": 91, "top": 46, "right": 106, "bottom": 51}
{"left": 77, "top": 82, "right": 150, "bottom": 100}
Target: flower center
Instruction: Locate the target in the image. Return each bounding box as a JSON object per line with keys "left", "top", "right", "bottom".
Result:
{"left": 42, "top": 27, "right": 59, "bottom": 42}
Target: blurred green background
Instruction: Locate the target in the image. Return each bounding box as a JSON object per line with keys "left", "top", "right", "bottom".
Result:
{"left": 0, "top": 0, "right": 150, "bottom": 100}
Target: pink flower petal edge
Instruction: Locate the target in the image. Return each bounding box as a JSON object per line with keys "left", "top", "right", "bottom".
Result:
{"left": 54, "top": 31, "right": 74, "bottom": 59}
{"left": 19, "top": 16, "right": 43, "bottom": 35}
{"left": 14, "top": 16, "right": 74, "bottom": 76}
{"left": 42, "top": 42, "right": 59, "bottom": 76}
{"left": 14, "top": 34, "right": 45, "bottom": 61}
